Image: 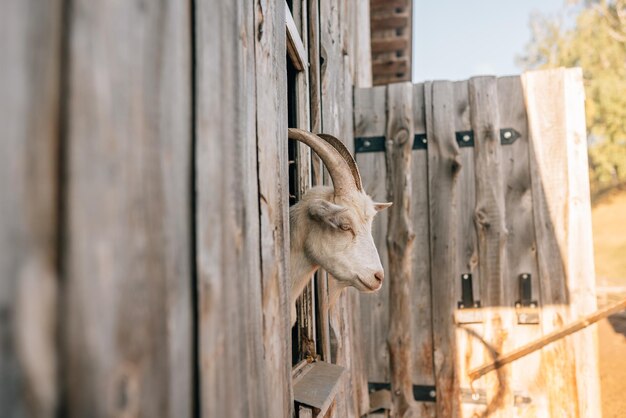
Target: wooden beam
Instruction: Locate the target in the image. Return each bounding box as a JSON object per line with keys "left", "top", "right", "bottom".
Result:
{"left": 371, "top": 37, "right": 409, "bottom": 54}
{"left": 372, "top": 58, "right": 409, "bottom": 76}
{"left": 371, "top": 15, "right": 409, "bottom": 31}
{"left": 370, "top": 0, "right": 409, "bottom": 13}
{"left": 286, "top": 2, "right": 307, "bottom": 71}
{"left": 468, "top": 297, "right": 626, "bottom": 381}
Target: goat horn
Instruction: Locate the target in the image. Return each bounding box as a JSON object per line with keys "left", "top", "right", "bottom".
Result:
{"left": 288, "top": 128, "right": 358, "bottom": 196}
{"left": 317, "top": 133, "right": 363, "bottom": 192}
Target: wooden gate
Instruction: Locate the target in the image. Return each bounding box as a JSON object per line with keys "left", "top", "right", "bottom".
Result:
{"left": 355, "top": 68, "right": 601, "bottom": 418}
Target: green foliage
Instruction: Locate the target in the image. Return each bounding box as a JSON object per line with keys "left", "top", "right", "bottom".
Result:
{"left": 520, "top": 0, "right": 626, "bottom": 199}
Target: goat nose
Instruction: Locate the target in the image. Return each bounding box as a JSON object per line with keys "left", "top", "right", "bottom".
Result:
{"left": 374, "top": 271, "right": 384, "bottom": 283}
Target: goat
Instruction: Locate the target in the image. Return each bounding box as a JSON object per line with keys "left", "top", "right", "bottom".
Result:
{"left": 288, "top": 129, "right": 391, "bottom": 324}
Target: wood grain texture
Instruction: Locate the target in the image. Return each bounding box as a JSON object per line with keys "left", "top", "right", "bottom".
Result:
{"left": 523, "top": 68, "right": 601, "bottom": 418}
{"left": 451, "top": 80, "right": 486, "bottom": 418}
{"left": 497, "top": 76, "right": 546, "bottom": 417}
{"left": 0, "top": 1, "right": 63, "bottom": 416}
{"left": 355, "top": 85, "right": 391, "bottom": 386}
{"left": 562, "top": 69, "right": 601, "bottom": 418}
{"left": 469, "top": 76, "right": 513, "bottom": 417}
{"left": 64, "top": 1, "right": 192, "bottom": 417}
{"left": 385, "top": 82, "right": 418, "bottom": 417}
{"left": 320, "top": 1, "right": 364, "bottom": 415}
{"left": 426, "top": 80, "right": 462, "bottom": 418}
{"left": 522, "top": 69, "right": 582, "bottom": 418}
{"left": 254, "top": 0, "right": 293, "bottom": 416}
{"left": 354, "top": 0, "right": 373, "bottom": 87}
{"left": 410, "top": 83, "right": 436, "bottom": 417}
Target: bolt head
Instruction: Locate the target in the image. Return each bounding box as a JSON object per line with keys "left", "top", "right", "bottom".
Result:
{"left": 363, "top": 140, "right": 371, "bottom": 147}
{"left": 429, "top": 390, "right": 436, "bottom": 398}
{"left": 463, "top": 274, "right": 469, "bottom": 279}
{"left": 422, "top": 137, "right": 427, "bottom": 143}
{"left": 504, "top": 131, "right": 512, "bottom": 139}
{"left": 462, "top": 134, "right": 471, "bottom": 142}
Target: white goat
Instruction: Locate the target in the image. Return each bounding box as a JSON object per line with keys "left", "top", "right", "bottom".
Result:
{"left": 288, "top": 129, "right": 391, "bottom": 324}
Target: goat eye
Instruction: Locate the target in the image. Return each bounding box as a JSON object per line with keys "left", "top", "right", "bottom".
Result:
{"left": 340, "top": 224, "right": 351, "bottom": 232}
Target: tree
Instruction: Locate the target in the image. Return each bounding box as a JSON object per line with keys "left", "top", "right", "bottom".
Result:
{"left": 519, "top": 0, "right": 626, "bottom": 200}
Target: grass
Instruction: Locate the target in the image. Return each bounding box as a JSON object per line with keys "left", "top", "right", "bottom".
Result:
{"left": 592, "top": 189, "right": 626, "bottom": 287}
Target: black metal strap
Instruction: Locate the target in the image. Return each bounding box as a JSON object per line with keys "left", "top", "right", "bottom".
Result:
{"left": 355, "top": 128, "right": 520, "bottom": 153}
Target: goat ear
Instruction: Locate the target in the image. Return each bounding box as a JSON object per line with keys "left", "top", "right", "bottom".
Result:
{"left": 308, "top": 200, "right": 347, "bottom": 229}
{"left": 374, "top": 202, "right": 393, "bottom": 212}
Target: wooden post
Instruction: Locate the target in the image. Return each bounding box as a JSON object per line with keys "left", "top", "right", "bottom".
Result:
{"left": 385, "top": 82, "right": 417, "bottom": 416}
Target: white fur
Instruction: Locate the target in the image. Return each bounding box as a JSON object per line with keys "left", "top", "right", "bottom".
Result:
{"left": 289, "top": 186, "right": 389, "bottom": 324}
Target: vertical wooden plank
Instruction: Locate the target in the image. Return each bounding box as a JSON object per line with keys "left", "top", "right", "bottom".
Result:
{"left": 469, "top": 76, "right": 513, "bottom": 417}
{"left": 354, "top": 0, "right": 373, "bottom": 87}
{"left": 64, "top": 1, "right": 192, "bottom": 417}
{"left": 426, "top": 80, "right": 462, "bottom": 418}
{"left": 320, "top": 1, "right": 353, "bottom": 416}
{"left": 254, "top": 0, "right": 292, "bottom": 416}
{"left": 523, "top": 68, "right": 601, "bottom": 418}
{"left": 521, "top": 68, "right": 582, "bottom": 418}
{"left": 0, "top": 1, "right": 62, "bottom": 416}
{"left": 196, "top": 0, "right": 271, "bottom": 417}
{"left": 562, "top": 69, "right": 601, "bottom": 418}
{"left": 497, "top": 76, "right": 546, "bottom": 418}
{"left": 451, "top": 80, "right": 485, "bottom": 418}
{"left": 385, "top": 81, "right": 418, "bottom": 417}
{"left": 411, "top": 83, "right": 436, "bottom": 417}
{"left": 355, "top": 86, "right": 390, "bottom": 386}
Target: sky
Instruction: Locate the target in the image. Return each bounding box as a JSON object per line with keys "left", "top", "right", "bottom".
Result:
{"left": 412, "top": 0, "right": 568, "bottom": 82}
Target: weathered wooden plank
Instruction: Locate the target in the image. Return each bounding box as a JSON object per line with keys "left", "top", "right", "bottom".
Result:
{"left": 64, "top": 1, "right": 193, "bottom": 417}
{"left": 0, "top": 1, "right": 62, "bottom": 416}
{"left": 426, "top": 80, "right": 462, "bottom": 418}
{"left": 372, "top": 59, "right": 410, "bottom": 76}
{"left": 371, "top": 14, "right": 410, "bottom": 31}
{"left": 355, "top": 86, "right": 390, "bottom": 386}
{"left": 469, "top": 76, "right": 513, "bottom": 417}
{"left": 286, "top": 2, "right": 308, "bottom": 71}
{"left": 354, "top": 0, "right": 372, "bottom": 87}
{"left": 451, "top": 80, "right": 485, "bottom": 418}
{"left": 521, "top": 68, "right": 583, "bottom": 418}
{"left": 562, "top": 68, "right": 601, "bottom": 418}
{"left": 371, "top": 37, "right": 410, "bottom": 54}
{"left": 385, "top": 82, "right": 418, "bottom": 416}
{"left": 254, "top": 0, "right": 292, "bottom": 415}
{"left": 410, "top": 83, "right": 437, "bottom": 418}
{"left": 293, "top": 361, "right": 346, "bottom": 412}
{"left": 523, "top": 68, "right": 601, "bottom": 418}
{"left": 497, "top": 75, "right": 546, "bottom": 417}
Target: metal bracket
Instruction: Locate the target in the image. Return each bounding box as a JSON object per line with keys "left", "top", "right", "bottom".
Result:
{"left": 355, "top": 134, "right": 427, "bottom": 153}
{"left": 367, "top": 382, "right": 436, "bottom": 403}
{"left": 355, "top": 128, "right": 520, "bottom": 154}
{"left": 515, "top": 273, "right": 537, "bottom": 308}
{"left": 515, "top": 273, "right": 539, "bottom": 324}
{"left": 460, "top": 388, "right": 487, "bottom": 405}
{"left": 458, "top": 274, "right": 481, "bottom": 309}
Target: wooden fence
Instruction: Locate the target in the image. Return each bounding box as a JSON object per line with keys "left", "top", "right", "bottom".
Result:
{"left": 355, "top": 68, "right": 601, "bottom": 418}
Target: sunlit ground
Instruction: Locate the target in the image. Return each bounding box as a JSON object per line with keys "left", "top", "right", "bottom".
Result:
{"left": 592, "top": 189, "right": 626, "bottom": 418}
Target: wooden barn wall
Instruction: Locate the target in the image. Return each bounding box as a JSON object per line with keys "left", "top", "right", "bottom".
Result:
{"left": 1, "top": 0, "right": 373, "bottom": 417}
